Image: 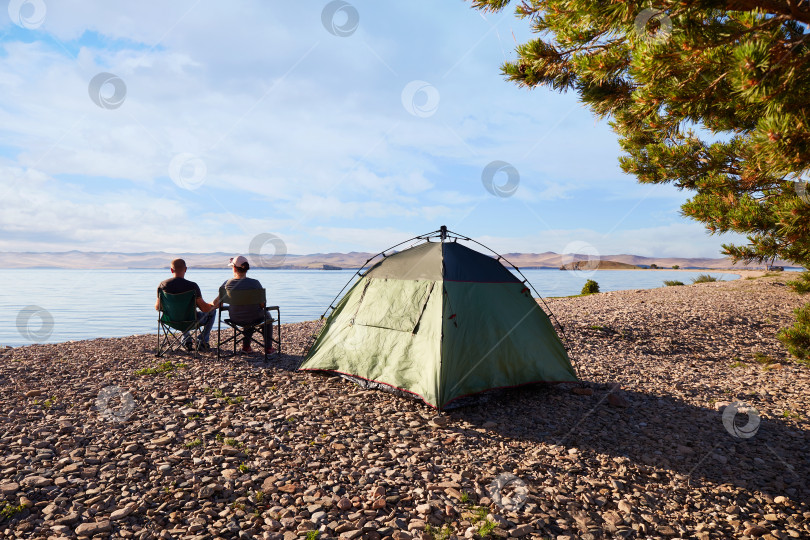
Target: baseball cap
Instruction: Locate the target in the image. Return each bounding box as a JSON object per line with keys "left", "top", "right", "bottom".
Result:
{"left": 228, "top": 255, "right": 249, "bottom": 269}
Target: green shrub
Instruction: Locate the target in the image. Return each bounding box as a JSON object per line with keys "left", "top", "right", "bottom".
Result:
{"left": 663, "top": 280, "right": 684, "bottom": 286}
{"left": 581, "top": 279, "right": 600, "bottom": 295}
{"left": 672, "top": 265, "right": 680, "bottom": 269}
{"left": 691, "top": 274, "right": 720, "bottom": 283}
{"left": 778, "top": 303, "right": 810, "bottom": 365}
{"left": 787, "top": 271, "right": 810, "bottom": 294}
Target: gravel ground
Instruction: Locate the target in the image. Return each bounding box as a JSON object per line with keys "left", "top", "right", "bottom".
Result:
{"left": 0, "top": 273, "right": 808, "bottom": 540}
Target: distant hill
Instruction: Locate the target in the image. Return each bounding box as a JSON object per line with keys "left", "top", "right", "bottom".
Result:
{"left": 0, "top": 250, "right": 797, "bottom": 270}
{"left": 502, "top": 252, "right": 795, "bottom": 270}
{"left": 560, "top": 260, "right": 639, "bottom": 270}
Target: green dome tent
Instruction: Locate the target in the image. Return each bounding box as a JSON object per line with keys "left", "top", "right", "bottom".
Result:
{"left": 299, "top": 227, "right": 578, "bottom": 409}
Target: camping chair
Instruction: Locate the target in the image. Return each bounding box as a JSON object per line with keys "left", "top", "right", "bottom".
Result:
{"left": 216, "top": 286, "right": 281, "bottom": 361}
{"left": 156, "top": 289, "right": 203, "bottom": 358}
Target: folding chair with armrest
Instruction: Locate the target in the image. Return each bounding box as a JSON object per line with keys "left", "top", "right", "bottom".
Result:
{"left": 156, "top": 289, "right": 203, "bottom": 357}
{"left": 216, "top": 286, "right": 281, "bottom": 361}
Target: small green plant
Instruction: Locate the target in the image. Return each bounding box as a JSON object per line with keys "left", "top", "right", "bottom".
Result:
{"left": 0, "top": 501, "right": 27, "bottom": 520}
{"left": 783, "top": 409, "right": 803, "bottom": 419}
{"left": 672, "top": 265, "right": 679, "bottom": 269}
{"left": 427, "top": 524, "right": 454, "bottom": 540}
{"left": 230, "top": 501, "right": 246, "bottom": 511}
{"left": 305, "top": 532, "right": 320, "bottom": 540}
{"left": 778, "top": 303, "right": 810, "bottom": 365}
{"left": 212, "top": 388, "right": 225, "bottom": 398}
{"left": 753, "top": 351, "right": 776, "bottom": 366}
{"left": 254, "top": 490, "right": 265, "bottom": 504}
{"left": 135, "top": 361, "right": 187, "bottom": 376}
{"left": 663, "top": 280, "right": 684, "bottom": 286}
{"left": 478, "top": 519, "right": 497, "bottom": 536}
{"left": 730, "top": 361, "right": 746, "bottom": 369}
{"left": 224, "top": 437, "right": 238, "bottom": 446}
{"left": 691, "top": 274, "right": 720, "bottom": 284}
{"left": 589, "top": 324, "right": 604, "bottom": 330}
{"left": 460, "top": 491, "right": 470, "bottom": 504}
{"left": 581, "top": 279, "right": 600, "bottom": 295}
{"left": 223, "top": 395, "right": 245, "bottom": 405}
{"left": 185, "top": 438, "right": 202, "bottom": 448}
{"left": 469, "top": 506, "right": 488, "bottom": 524}
{"left": 287, "top": 416, "right": 297, "bottom": 423}
{"left": 238, "top": 463, "right": 249, "bottom": 474}
{"left": 787, "top": 272, "right": 810, "bottom": 294}
{"left": 215, "top": 433, "right": 224, "bottom": 443}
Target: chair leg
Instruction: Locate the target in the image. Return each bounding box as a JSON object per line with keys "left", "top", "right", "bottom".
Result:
{"left": 277, "top": 311, "right": 282, "bottom": 356}
{"left": 263, "top": 319, "right": 268, "bottom": 362}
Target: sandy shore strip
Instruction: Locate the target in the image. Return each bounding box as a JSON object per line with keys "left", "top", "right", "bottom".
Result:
{"left": 0, "top": 274, "right": 808, "bottom": 539}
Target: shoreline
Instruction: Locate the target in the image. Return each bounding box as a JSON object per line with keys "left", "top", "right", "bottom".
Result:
{"left": 0, "top": 274, "right": 808, "bottom": 538}
{"left": 557, "top": 268, "right": 801, "bottom": 276}
{"left": 2, "top": 266, "right": 803, "bottom": 271}
{"left": 2, "top": 269, "right": 773, "bottom": 349}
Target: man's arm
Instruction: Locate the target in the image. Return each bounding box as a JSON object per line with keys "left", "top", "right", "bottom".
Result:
{"left": 196, "top": 297, "right": 216, "bottom": 313}
{"left": 155, "top": 297, "right": 160, "bottom": 311}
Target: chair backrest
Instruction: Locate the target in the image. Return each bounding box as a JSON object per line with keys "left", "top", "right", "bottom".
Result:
{"left": 159, "top": 289, "right": 197, "bottom": 324}
{"left": 218, "top": 286, "right": 266, "bottom": 306}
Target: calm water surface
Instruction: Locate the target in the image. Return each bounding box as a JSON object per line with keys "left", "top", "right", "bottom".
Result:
{"left": 0, "top": 268, "right": 741, "bottom": 346}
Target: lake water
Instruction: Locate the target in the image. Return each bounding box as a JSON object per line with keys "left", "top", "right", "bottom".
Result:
{"left": 1, "top": 268, "right": 741, "bottom": 347}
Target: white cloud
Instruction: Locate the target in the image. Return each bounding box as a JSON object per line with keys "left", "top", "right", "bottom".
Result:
{"left": 0, "top": 1, "right": 740, "bottom": 259}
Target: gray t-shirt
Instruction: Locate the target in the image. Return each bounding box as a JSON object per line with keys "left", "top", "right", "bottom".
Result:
{"left": 221, "top": 277, "right": 264, "bottom": 322}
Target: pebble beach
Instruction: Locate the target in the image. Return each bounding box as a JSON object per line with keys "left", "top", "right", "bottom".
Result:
{"left": 0, "top": 273, "right": 808, "bottom": 540}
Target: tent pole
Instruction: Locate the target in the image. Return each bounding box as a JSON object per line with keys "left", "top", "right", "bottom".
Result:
{"left": 320, "top": 228, "right": 444, "bottom": 319}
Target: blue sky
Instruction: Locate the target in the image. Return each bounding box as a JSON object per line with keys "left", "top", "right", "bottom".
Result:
{"left": 0, "top": 0, "right": 746, "bottom": 259}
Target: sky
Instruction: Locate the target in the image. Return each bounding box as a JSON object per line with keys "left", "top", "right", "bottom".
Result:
{"left": 0, "top": 0, "right": 748, "bottom": 260}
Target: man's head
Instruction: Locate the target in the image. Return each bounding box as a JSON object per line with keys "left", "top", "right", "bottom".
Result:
{"left": 229, "top": 255, "right": 249, "bottom": 277}
{"left": 170, "top": 258, "right": 187, "bottom": 277}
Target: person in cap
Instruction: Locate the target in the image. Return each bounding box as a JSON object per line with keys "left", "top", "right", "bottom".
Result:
{"left": 220, "top": 255, "right": 273, "bottom": 354}
{"left": 155, "top": 258, "right": 217, "bottom": 351}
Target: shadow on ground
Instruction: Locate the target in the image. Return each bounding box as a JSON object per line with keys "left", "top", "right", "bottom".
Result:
{"left": 443, "top": 382, "right": 809, "bottom": 504}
